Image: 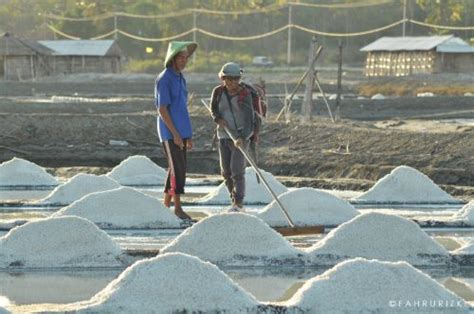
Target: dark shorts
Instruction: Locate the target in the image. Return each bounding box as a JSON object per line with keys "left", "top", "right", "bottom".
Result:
{"left": 162, "top": 139, "right": 188, "bottom": 195}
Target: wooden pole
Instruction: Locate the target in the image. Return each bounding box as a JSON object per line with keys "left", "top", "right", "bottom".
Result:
{"left": 200, "top": 99, "right": 295, "bottom": 227}
{"left": 114, "top": 13, "right": 118, "bottom": 40}
{"left": 313, "top": 73, "right": 335, "bottom": 123}
{"left": 301, "top": 37, "right": 317, "bottom": 123}
{"left": 30, "top": 55, "right": 34, "bottom": 80}
{"left": 335, "top": 40, "right": 343, "bottom": 121}
{"left": 275, "top": 46, "right": 323, "bottom": 122}
{"left": 193, "top": 10, "right": 197, "bottom": 63}
{"left": 287, "top": 3, "right": 292, "bottom": 66}
{"left": 402, "top": 0, "right": 407, "bottom": 36}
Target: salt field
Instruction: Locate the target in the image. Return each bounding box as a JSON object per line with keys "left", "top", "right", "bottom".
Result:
{"left": 0, "top": 160, "right": 472, "bottom": 312}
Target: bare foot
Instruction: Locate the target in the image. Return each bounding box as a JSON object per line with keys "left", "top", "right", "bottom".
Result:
{"left": 174, "top": 208, "right": 192, "bottom": 220}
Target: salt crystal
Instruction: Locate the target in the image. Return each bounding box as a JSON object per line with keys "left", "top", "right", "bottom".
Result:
{"left": 286, "top": 258, "right": 467, "bottom": 313}
{"left": 39, "top": 174, "right": 120, "bottom": 205}
{"left": 53, "top": 187, "right": 181, "bottom": 229}
{"left": 107, "top": 155, "right": 167, "bottom": 185}
{"left": 257, "top": 188, "right": 358, "bottom": 227}
{"left": 198, "top": 167, "right": 288, "bottom": 204}
{"left": 0, "top": 157, "right": 57, "bottom": 186}
{"left": 357, "top": 166, "right": 458, "bottom": 203}
{"left": 0, "top": 216, "right": 123, "bottom": 268}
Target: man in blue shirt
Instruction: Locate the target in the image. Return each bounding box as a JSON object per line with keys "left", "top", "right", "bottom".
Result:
{"left": 155, "top": 41, "right": 197, "bottom": 220}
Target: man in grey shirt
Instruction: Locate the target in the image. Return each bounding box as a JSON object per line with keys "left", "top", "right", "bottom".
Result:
{"left": 210, "top": 62, "right": 255, "bottom": 211}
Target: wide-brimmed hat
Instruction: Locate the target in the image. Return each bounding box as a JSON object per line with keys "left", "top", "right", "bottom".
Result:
{"left": 218, "top": 62, "right": 243, "bottom": 79}
{"left": 164, "top": 41, "right": 198, "bottom": 68}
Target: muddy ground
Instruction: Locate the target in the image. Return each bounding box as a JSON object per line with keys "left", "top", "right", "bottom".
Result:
{"left": 0, "top": 72, "right": 473, "bottom": 199}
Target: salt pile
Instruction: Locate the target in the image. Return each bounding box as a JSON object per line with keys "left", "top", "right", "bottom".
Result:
{"left": 79, "top": 253, "right": 259, "bottom": 313}
{"left": 309, "top": 212, "right": 450, "bottom": 266}
{"left": 198, "top": 167, "right": 288, "bottom": 204}
{"left": 161, "top": 213, "right": 304, "bottom": 266}
{"left": 39, "top": 174, "right": 120, "bottom": 205}
{"left": 53, "top": 187, "right": 181, "bottom": 229}
{"left": 0, "top": 157, "right": 57, "bottom": 186}
{"left": 106, "top": 155, "right": 167, "bottom": 185}
{"left": 451, "top": 201, "right": 474, "bottom": 225}
{"left": 371, "top": 93, "right": 385, "bottom": 100}
{"left": 356, "top": 165, "right": 458, "bottom": 203}
{"left": 0, "top": 216, "right": 124, "bottom": 268}
{"left": 257, "top": 188, "right": 358, "bottom": 227}
{"left": 285, "top": 258, "right": 467, "bottom": 313}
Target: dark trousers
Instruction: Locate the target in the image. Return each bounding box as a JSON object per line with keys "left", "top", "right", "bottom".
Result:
{"left": 218, "top": 139, "right": 248, "bottom": 204}
{"left": 162, "top": 139, "right": 187, "bottom": 195}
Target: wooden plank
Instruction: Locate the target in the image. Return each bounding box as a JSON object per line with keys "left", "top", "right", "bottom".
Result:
{"left": 273, "top": 225, "right": 325, "bottom": 236}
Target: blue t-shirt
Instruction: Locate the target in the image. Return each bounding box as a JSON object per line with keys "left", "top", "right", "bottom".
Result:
{"left": 154, "top": 67, "right": 193, "bottom": 142}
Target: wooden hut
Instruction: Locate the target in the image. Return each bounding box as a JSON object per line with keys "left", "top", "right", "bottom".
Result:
{"left": 39, "top": 40, "right": 124, "bottom": 75}
{"left": 361, "top": 36, "right": 474, "bottom": 77}
{"left": 0, "top": 33, "right": 53, "bottom": 80}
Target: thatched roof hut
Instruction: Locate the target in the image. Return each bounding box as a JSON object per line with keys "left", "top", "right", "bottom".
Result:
{"left": 0, "top": 32, "right": 53, "bottom": 80}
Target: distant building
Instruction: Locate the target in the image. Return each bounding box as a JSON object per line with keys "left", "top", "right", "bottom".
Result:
{"left": 39, "top": 40, "right": 124, "bottom": 75}
{"left": 0, "top": 32, "right": 53, "bottom": 80}
{"left": 360, "top": 36, "right": 474, "bottom": 76}
{"left": 0, "top": 33, "right": 124, "bottom": 80}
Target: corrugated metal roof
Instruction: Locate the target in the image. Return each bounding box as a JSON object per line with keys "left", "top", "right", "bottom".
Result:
{"left": 436, "top": 37, "right": 474, "bottom": 53}
{"left": 360, "top": 36, "right": 453, "bottom": 52}
{"left": 38, "top": 40, "right": 116, "bottom": 56}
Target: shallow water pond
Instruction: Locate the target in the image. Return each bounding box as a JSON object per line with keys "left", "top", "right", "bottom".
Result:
{"left": 2, "top": 265, "right": 474, "bottom": 308}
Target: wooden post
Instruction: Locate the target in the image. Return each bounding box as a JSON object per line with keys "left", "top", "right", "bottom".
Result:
{"left": 114, "top": 13, "right": 118, "bottom": 40}
{"left": 402, "top": 0, "right": 407, "bottom": 36}
{"left": 335, "top": 40, "right": 343, "bottom": 121}
{"left": 287, "top": 3, "right": 292, "bottom": 66}
{"left": 192, "top": 10, "right": 197, "bottom": 63}
{"left": 276, "top": 46, "right": 323, "bottom": 122}
{"left": 30, "top": 55, "right": 34, "bottom": 79}
{"left": 301, "top": 37, "right": 317, "bottom": 123}
{"left": 3, "top": 56, "right": 6, "bottom": 80}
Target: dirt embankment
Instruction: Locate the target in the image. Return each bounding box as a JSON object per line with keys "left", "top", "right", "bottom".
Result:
{"left": 0, "top": 74, "right": 473, "bottom": 199}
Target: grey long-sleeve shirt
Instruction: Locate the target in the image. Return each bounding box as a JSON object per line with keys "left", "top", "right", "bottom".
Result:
{"left": 211, "top": 85, "right": 254, "bottom": 140}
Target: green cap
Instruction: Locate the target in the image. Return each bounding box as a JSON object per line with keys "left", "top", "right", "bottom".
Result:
{"left": 218, "top": 62, "right": 242, "bottom": 78}
{"left": 164, "top": 41, "right": 198, "bottom": 68}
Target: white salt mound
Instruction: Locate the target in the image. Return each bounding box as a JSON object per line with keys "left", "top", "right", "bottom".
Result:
{"left": 53, "top": 187, "right": 181, "bottom": 229}
{"left": 451, "top": 200, "right": 474, "bottom": 223}
{"left": 417, "top": 92, "right": 435, "bottom": 97}
{"left": 309, "top": 212, "right": 449, "bottom": 265}
{"left": 40, "top": 174, "right": 121, "bottom": 204}
{"left": 371, "top": 93, "right": 385, "bottom": 100}
{"left": 106, "top": 155, "right": 167, "bottom": 185}
{"left": 161, "top": 213, "right": 303, "bottom": 265}
{"left": 81, "top": 253, "right": 259, "bottom": 313}
{"left": 0, "top": 157, "right": 58, "bottom": 186}
{"left": 257, "top": 188, "right": 358, "bottom": 227}
{"left": 285, "top": 258, "right": 467, "bottom": 313}
{"left": 357, "top": 165, "right": 458, "bottom": 203}
{"left": 0, "top": 216, "right": 123, "bottom": 268}
{"left": 199, "top": 167, "right": 288, "bottom": 204}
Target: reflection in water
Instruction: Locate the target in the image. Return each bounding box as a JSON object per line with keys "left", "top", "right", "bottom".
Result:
{"left": 1, "top": 264, "right": 474, "bottom": 306}
{"left": 443, "top": 278, "right": 474, "bottom": 302}
{"left": 0, "top": 269, "right": 121, "bottom": 305}
{"left": 0, "top": 190, "right": 51, "bottom": 202}
{"left": 214, "top": 267, "right": 329, "bottom": 303}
